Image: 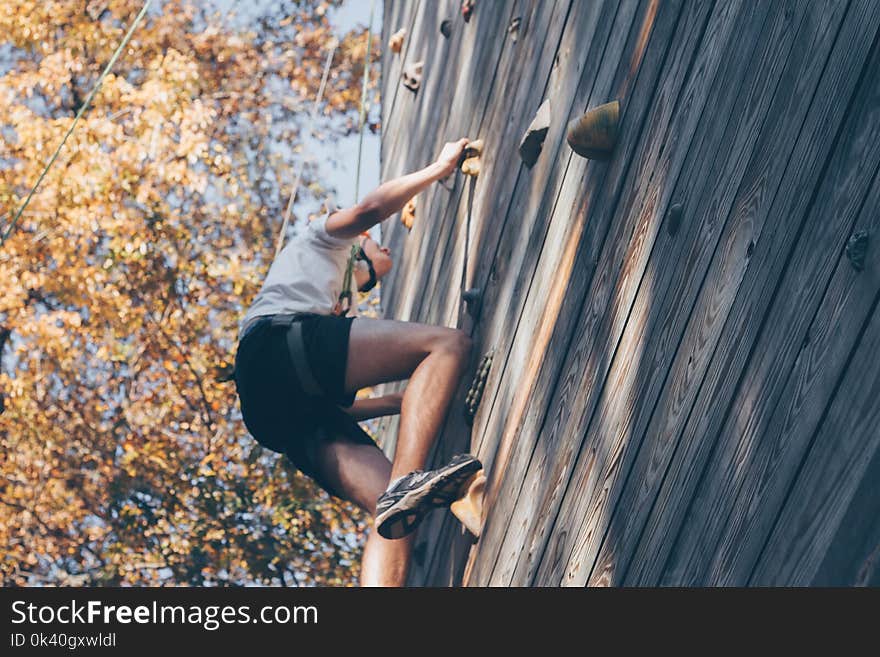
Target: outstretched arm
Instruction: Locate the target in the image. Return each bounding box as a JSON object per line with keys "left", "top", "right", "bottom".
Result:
{"left": 326, "top": 138, "right": 469, "bottom": 240}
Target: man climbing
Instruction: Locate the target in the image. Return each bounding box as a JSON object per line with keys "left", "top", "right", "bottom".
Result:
{"left": 233, "top": 138, "right": 482, "bottom": 586}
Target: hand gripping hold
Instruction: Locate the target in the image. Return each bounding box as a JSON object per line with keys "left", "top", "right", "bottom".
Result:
{"left": 460, "top": 139, "right": 483, "bottom": 177}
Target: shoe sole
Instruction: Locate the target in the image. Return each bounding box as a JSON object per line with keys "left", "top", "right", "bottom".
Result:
{"left": 376, "top": 457, "right": 482, "bottom": 540}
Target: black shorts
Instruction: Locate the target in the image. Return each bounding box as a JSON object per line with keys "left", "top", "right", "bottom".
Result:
{"left": 232, "top": 313, "right": 378, "bottom": 498}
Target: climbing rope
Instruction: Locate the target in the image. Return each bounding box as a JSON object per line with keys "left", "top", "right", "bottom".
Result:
{"left": 460, "top": 176, "right": 477, "bottom": 321}
{"left": 0, "top": 0, "right": 151, "bottom": 248}
{"left": 353, "top": 0, "right": 377, "bottom": 205}
{"left": 334, "top": 0, "right": 376, "bottom": 316}
{"left": 272, "top": 0, "right": 375, "bottom": 314}
{"left": 274, "top": 39, "right": 338, "bottom": 258}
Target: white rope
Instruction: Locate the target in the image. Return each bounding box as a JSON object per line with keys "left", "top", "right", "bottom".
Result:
{"left": 354, "top": 0, "right": 377, "bottom": 205}
{"left": 0, "top": 0, "right": 151, "bottom": 247}
{"left": 274, "top": 40, "right": 338, "bottom": 258}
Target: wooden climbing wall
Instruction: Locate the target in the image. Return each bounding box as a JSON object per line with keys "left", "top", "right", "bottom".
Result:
{"left": 375, "top": 0, "right": 880, "bottom": 586}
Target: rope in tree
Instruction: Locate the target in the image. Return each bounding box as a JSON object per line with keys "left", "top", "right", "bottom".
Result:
{"left": 274, "top": 39, "right": 339, "bottom": 258}
{"left": 0, "top": 0, "right": 152, "bottom": 248}
{"left": 275, "top": 0, "right": 376, "bottom": 261}
{"left": 354, "top": 0, "right": 377, "bottom": 205}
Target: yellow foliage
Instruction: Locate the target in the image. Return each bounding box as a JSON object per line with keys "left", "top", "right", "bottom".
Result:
{"left": 0, "top": 0, "right": 377, "bottom": 587}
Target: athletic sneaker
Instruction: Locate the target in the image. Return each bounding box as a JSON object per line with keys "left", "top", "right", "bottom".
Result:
{"left": 374, "top": 453, "right": 482, "bottom": 539}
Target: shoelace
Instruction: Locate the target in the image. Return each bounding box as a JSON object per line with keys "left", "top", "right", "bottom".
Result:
{"left": 386, "top": 470, "right": 431, "bottom": 495}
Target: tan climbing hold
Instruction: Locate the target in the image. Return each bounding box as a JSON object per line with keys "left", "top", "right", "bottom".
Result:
{"left": 460, "top": 139, "right": 483, "bottom": 177}
{"left": 389, "top": 28, "right": 406, "bottom": 54}
{"left": 461, "top": 158, "right": 480, "bottom": 176}
{"left": 402, "top": 61, "right": 423, "bottom": 93}
{"left": 450, "top": 469, "right": 486, "bottom": 538}
{"left": 401, "top": 197, "right": 416, "bottom": 230}
{"left": 566, "top": 100, "right": 620, "bottom": 160}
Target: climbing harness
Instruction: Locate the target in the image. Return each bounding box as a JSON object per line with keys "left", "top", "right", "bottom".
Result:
{"left": 333, "top": 243, "right": 360, "bottom": 316}
{"left": 0, "top": 0, "right": 151, "bottom": 248}
{"left": 238, "top": 313, "right": 325, "bottom": 395}
{"left": 270, "top": 314, "right": 324, "bottom": 397}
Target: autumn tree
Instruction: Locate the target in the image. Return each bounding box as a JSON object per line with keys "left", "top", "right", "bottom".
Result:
{"left": 0, "top": 0, "right": 381, "bottom": 586}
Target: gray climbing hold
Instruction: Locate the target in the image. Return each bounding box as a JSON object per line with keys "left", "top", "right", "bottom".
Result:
{"left": 519, "top": 98, "right": 551, "bottom": 168}
{"left": 666, "top": 203, "right": 683, "bottom": 236}
{"left": 463, "top": 286, "right": 482, "bottom": 317}
{"left": 846, "top": 229, "right": 869, "bottom": 271}
{"left": 440, "top": 19, "right": 452, "bottom": 38}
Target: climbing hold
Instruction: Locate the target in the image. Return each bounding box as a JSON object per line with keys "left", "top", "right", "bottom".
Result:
{"left": 461, "top": 0, "right": 475, "bottom": 22}
{"left": 450, "top": 469, "right": 486, "bottom": 538}
{"left": 507, "top": 16, "right": 522, "bottom": 41}
{"left": 401, "top": 197, "right": 417, "bottom": 231}
{"left": 461, "top": 158, "right": 480, "bottom": 177}
{"left": 460, "top": 139, "right": 483, "bottom": 177}
{"left": 440, "top": 19, "right": 452, "bottom": 39}
{"left": 388, "top": 28, "right": 406, "bottom": 54}
{"left": 464, "top": 350, "right": 493, "bottom": 425}
{"left": 846, "top": 229, "right": 869, "bottom": 271}
{"left": 401, "top": 61, "right": 423, "bottom": 93}
{"left": 519, "top": 98, "right": 551, "bottom": 168}
{"left": 566, "top": 100, "right": 620, "bottom": 160}
{"left": 463, "top": 286, "right": 482, "bottom": 317}
{"left": 666, "top": 202, "right": 683, "bottom": 236}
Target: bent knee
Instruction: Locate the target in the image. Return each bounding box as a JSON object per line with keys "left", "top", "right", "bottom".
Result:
{"left": 422, "top": 326, "right": 472, "bottom": 362}
{"left": 456, "top": 330, "right": 474, "bottom": 358}
{"left": 442, "top": 328, "right": 472, "bottom": 361}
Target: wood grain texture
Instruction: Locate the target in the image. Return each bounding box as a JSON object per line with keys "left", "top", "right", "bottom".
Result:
{"left": 376, "top": 0, "right": 880, "bottom": 586}
{"left": 750, "top": 297, "right": 880, "bottom": 585}
{"left": 624, "top": 0, "right": 880, "bottom": 586}
{"left": 525, "top": 0, "right": 756, "bottom": 586}
{"left": 586, "top": 0, "right": 866, "bottom": 587}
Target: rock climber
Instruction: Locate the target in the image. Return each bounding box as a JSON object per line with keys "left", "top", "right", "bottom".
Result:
{"left": 233, "top": 137, "right": 482, "bottom": 587}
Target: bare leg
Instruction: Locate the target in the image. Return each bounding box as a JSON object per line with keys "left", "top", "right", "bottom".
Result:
{"left": 312, "top": 439, "right": 413, "bottom": 586}
{"left": 317, "top": 318, "right": 471, "bottom": 586}
{"left": 344, "top": 318, "right": 472, "bottom": 480}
